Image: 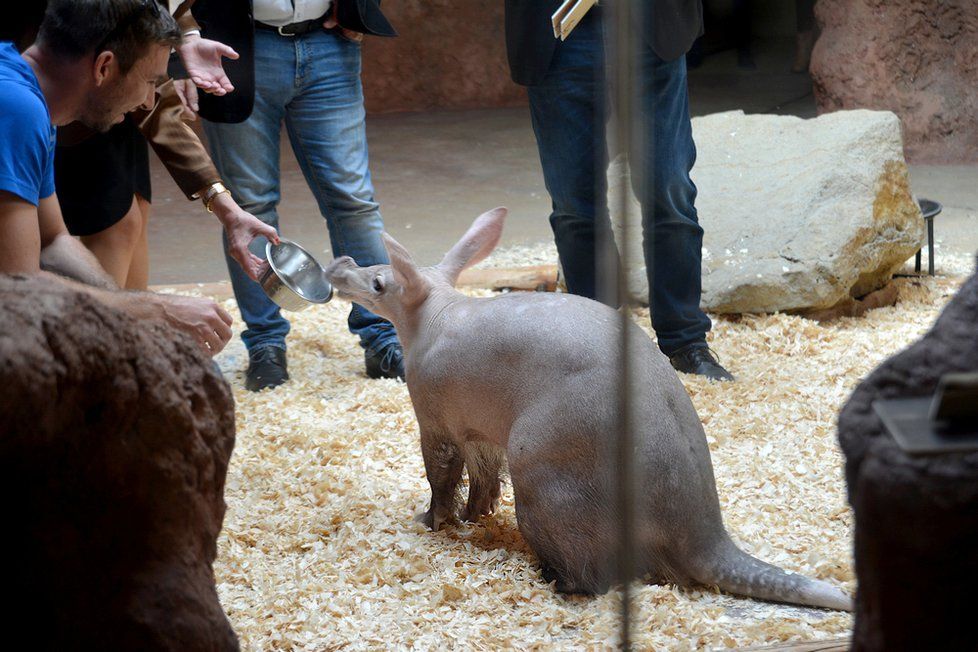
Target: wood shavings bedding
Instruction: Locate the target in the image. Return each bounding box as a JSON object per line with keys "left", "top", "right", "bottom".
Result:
{"left": 471, "top": 240, "right": 558, "bottom": 270}
{"left": 205, "top": 250, "right": 973, "bottom": 651}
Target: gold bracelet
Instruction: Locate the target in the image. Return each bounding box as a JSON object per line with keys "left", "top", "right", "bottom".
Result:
{"left": 201, "top": 182, "right": 229, "bottom": 213}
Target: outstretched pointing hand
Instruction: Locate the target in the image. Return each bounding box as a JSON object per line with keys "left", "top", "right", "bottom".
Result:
{"left": 177, "top": 33, "right": 239, "bottom": 96}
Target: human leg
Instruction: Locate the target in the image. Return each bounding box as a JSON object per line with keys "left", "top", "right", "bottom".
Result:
{"left": 123, "top": 194, "right": 151, "bottom": 290}
{"left": 202, "top": 30, "right": 294, "bottom": 356}
{"left": 733, "top": 0, "right": 756, "bottom": 69}
{"left": 526, "top": 11, "right": 619, "bottom": 305}
{"left": 631, "top": 49, "right": 722, "bottom": 369}
{"left": 79, "top": 195, "right": 143, "bottom": 288}
{"left": 793, "top": 0, "right": 817, "bottom": 73}
{"left": 796, "top": 0, "right": 816, "bottom": 33}
{"left": 282, "top": 29, "right": 402, "bottom": 375}
{"left": 56, "top": 119, "right": 150, "bottom": 288}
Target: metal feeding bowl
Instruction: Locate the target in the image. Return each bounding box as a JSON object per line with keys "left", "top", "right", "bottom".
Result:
{"left": 259, "top": 239, "right": 333, "bottom": 312}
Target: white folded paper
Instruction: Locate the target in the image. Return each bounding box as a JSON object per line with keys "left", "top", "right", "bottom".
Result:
{"left": 551, "top": 0, "right": 598, "bottom": 41}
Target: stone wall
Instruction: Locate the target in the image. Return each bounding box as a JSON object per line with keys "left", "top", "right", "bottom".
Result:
{"left": 361, "top": 1, "right": 527, "bottom": 114}
{"left": 811, "top": 0, "right": 978, "bottom": 163}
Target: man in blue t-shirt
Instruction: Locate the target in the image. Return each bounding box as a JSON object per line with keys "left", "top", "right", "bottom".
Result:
{"left": 0, "top": 44, "right": 56, "bottom": 211}
{"left": 0, "top": 0, "right": 235, "bottom": 355}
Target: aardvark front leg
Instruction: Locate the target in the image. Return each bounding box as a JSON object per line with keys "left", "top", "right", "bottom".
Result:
{"left": 415, "top": 430, "right": 463, "bottom": 531}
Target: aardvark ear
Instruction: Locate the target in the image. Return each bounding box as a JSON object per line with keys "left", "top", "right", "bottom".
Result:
{"left": 436, "top": 207, "right": 507, "bottom": 286}
{"left": 382, "top": 232, "right": 425, "bottom": 293}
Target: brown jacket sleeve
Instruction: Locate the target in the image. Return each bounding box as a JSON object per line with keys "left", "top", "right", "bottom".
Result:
{"left": 132, "top": 80, "right": 221, "bottom": 200}
{"left": 173, "top": 0, "right": 199, "bottom": 25}
{"left": 175, "top": 4, "right": 201, "bottom": 32}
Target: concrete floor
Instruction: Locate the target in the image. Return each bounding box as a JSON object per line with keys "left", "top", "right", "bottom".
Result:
{"left": 147, "top": 40, "right": 977, "bottom": 285}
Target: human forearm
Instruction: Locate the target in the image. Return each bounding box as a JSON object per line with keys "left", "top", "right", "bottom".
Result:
{"left": 37, "top": 270, "right": 233, "bottom": 355}
{"left": 35, "top": 194, "right": 117, "bottom": 289}
{"left": 38, "top": 270, "right": 157, "bottom": 318}
{"left": 134, "top": 80, "right": 221, "bottom": 198}
{"left": 208, "top": 191, "right": 279, "bottom": 281}
{"left": 39, "top": 232, "right": 117, "bottom": 290}
{"left": 5, "top": 196, "right": 113, "bottom": 289}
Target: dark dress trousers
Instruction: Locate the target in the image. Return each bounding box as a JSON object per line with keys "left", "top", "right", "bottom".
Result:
{"left": 504, "top": 0, "right": 704, "bottom": 85}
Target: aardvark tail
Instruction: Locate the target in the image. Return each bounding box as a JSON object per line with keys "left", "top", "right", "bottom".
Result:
{"left": 692, "top": 537, "right": 852, "bottom": 611}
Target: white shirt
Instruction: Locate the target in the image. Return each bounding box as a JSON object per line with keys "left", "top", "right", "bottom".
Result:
{"left": 253, "top": 0, "right": 333, "bottom": 27}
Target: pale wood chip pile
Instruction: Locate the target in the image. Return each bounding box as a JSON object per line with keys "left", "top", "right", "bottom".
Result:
{"left": 204, "top": 250, "right": 973, "bottom": 651}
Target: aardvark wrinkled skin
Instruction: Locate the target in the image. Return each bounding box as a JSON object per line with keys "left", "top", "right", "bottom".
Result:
{"left": 324, "top": 208, "right": 851, "bottom": 611}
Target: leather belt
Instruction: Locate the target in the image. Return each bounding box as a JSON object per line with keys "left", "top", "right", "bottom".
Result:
{"left": 255, "top": 14, "right": 328, "bottom": 37}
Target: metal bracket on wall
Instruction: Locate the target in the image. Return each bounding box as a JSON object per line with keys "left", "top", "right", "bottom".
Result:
{"left": 873, "top": 372, "right": 978, "bottom": 454}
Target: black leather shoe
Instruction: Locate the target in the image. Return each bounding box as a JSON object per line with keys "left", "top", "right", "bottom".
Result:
{"left": 669, "top": 343, "right": 735, "bottom": 381}
{"left": 365, "top": 342, "right": 405, "bottom": 380}
{"left": 245, "top": 346, "right": 289, "bottom": 391}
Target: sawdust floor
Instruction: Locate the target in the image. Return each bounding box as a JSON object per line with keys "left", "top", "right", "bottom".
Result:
{"left": 197, "top": 251, "right": 974, "bottom": 651}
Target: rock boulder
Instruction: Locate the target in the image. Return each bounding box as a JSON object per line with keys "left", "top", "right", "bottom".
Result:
{"left": 811, "top": 0, "right": 978, "bottom": 163}
{"left": 0, "top": 276, "right": 238, "bottom": 650}
{"left": 611, "top": 109, "right": 924, "bottom": 314}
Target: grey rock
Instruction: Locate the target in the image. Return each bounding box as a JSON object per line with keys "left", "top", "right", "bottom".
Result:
{"left": 611, "top": 109, "right": 925, "bottom": 314}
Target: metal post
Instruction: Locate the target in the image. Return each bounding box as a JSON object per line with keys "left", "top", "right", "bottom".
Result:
{"left": 606, "top": 0, "right": 640, "bottom": 648}
{"left": 928, "top": 217, "right": 935, "bottom": 276}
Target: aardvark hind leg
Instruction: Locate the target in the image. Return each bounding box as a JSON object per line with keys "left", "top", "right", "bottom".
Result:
{"left": 461, "top": 443, "right": 504, "bottom": 523}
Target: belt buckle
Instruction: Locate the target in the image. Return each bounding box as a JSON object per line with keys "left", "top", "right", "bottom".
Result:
{"left": 277, "top": 24, "right": 296, "bottom": 36}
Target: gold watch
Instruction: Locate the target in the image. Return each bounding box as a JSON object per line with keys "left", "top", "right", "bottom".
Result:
{"left": 201, "top": 182, "right": 230, "bottom": 213}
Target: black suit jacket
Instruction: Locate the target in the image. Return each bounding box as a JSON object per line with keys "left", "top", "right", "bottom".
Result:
{"left": 187, "top": 0, "right": 394, "bottom": 123}
{"left": 193, "top": 0, "right": 255, "bottom": 123}
{"left": 504, "top": 0, "right": 704, "bottom": 86}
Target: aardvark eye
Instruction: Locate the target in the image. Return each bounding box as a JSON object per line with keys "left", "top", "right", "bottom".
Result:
{"left": 372, "top": 276, "right": 385, "bottom": 292}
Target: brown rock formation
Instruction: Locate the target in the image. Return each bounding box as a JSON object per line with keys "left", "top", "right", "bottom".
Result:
{"left": 0, "top": 276, "right": 238, "bottom": 650}
{"left": 362, "top": 0, "right": 526, "bottom": 114}
{"left": 811, "top": 0, "right": 978, "bottom": 162}
{"left": 837, "top": 265, "right": 978, "bottom": 650}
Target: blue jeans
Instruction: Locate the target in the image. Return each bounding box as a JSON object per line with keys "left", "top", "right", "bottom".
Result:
{"left": 526, "top": 11, "right": 712, "bottom": 356}
{"left": 203, "top": 28, "right": 397, "bottom": 355}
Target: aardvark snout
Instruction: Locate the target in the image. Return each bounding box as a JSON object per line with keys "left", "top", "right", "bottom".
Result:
{"left": 324, "top": 256, "right": 356, "bottom": 276}
{"left": 323, "top": 256, "right": 362, "bottom": 298}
